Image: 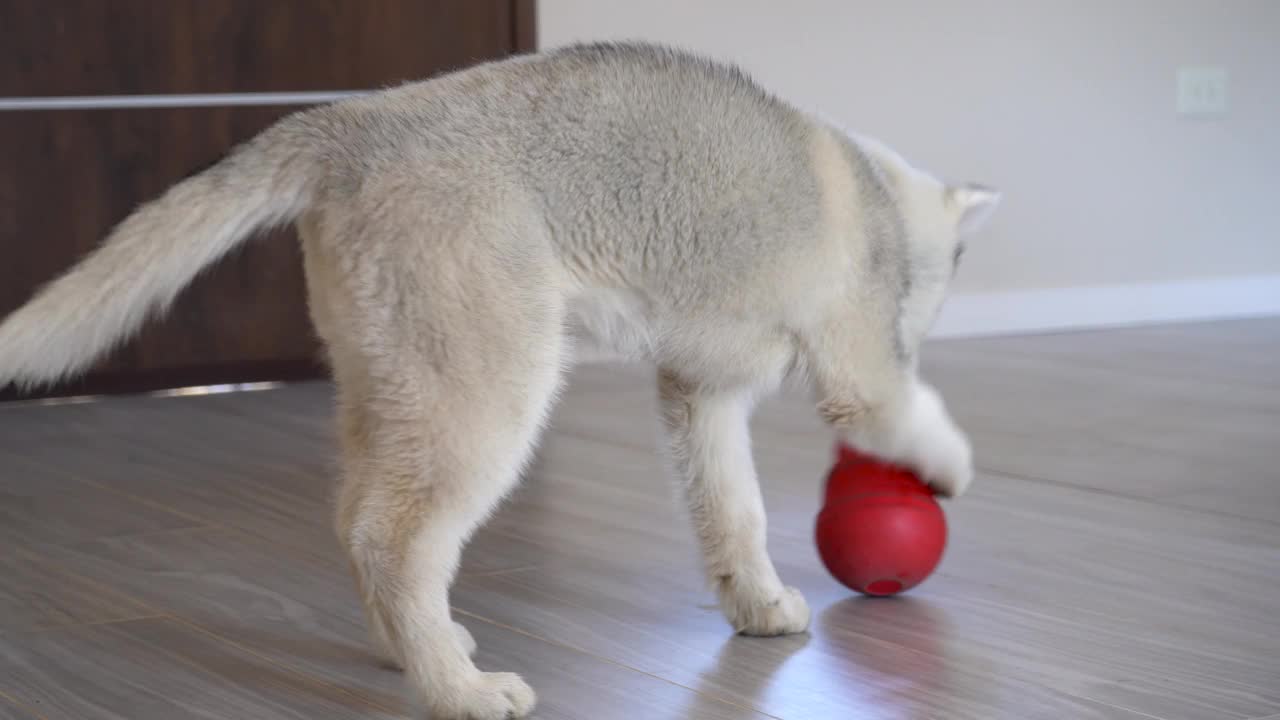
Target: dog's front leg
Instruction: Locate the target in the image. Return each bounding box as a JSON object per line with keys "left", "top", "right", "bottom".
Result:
{"left": 806, "top": 314, "right": 974, "bottom": 498}
{"left": 658, "top": 370, "right": 810, "bottom": 636}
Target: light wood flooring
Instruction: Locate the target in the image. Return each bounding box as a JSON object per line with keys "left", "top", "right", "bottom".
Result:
{"left": 1, "top": 318, "right": 1278, "bottom": 719}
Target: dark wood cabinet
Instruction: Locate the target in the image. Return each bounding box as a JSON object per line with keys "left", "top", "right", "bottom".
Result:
{"left": 0, "top": 1, "right": 536, "bottom": 400}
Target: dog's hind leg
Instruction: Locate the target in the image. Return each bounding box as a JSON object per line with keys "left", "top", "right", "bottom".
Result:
{"left": 307, "top": 208, "right": 563, "bottom": 719}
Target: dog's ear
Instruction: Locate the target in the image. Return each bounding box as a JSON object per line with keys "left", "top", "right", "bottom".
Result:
{"left": 949, "top": 184, "right": 1001, "bottom": 236}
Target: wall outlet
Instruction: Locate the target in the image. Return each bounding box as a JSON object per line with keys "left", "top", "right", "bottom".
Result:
{"left": 1177, "top": 67, "right": 1228, "bottom": 116}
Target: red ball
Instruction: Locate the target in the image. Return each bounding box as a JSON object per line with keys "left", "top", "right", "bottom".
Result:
{"left": 815, "top": 443, "right": 947, "bottom": 596}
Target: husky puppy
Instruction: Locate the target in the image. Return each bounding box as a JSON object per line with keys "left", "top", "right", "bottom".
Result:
{"left": 0, "top": 42, "right": 998, "bottom": 719}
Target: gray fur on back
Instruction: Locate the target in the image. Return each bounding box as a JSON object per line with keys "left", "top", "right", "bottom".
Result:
{"left": 304, "top": 44, "right": 844, "bottom": 283}
{"left": 522, "top": 43, "right": 826, "bottom": 298}
{"left": 289, "top": 41, "right": 915, "bottom": 364}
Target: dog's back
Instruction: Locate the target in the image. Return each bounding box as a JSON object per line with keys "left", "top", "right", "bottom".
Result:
{"left": 308, "top": 41, "right": 825, "bottom": 285}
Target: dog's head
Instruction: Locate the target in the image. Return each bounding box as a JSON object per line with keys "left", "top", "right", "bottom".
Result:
{"left": 851, "top": 135, "right": 1001, "bottom": 357}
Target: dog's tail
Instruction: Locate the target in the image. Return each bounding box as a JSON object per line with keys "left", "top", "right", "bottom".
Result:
{"left": 0, "top": 119, "right": 322, "bottom": 390}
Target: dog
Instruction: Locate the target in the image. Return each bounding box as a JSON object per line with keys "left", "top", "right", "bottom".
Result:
{"left": 0, "top": 42, "right": 999, "bottom": 719}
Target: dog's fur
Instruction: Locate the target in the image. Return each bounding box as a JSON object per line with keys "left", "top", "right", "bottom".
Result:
{"left": 0, "top": 42, "right": 999, "bottom": 719}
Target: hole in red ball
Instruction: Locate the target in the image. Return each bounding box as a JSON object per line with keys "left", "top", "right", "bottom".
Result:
{"left": 865, "top": 579, "right": 903, "bottom": 595}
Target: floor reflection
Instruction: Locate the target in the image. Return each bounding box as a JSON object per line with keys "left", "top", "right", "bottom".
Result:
{"left": 680, "top": 594, "right": 957, "bottom": 719}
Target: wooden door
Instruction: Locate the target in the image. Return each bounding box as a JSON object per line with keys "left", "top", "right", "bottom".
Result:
{"left": 0, "top": 0, "right": 536, "bottom": 400}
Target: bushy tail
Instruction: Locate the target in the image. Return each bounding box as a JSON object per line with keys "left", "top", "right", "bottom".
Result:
{"left": 0, "top": 123, "right": 320, "bottom": 390}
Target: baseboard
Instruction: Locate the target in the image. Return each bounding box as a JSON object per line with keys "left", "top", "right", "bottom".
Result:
{"left": 931, "top": 274, "right": 1280, "bottom": 339}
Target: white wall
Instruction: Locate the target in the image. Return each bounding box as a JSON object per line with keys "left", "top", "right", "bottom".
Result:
{"left": 541, "top": 0, "right": 1280, "bottom": 334}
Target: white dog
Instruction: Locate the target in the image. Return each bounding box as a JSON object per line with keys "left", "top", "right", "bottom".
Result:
{"left": 0, "top": 42, "right": 998, "bottom": 719}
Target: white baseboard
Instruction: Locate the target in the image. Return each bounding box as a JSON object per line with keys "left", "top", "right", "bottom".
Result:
{"left": 931, "top": 274, "right": 1280, "bottom": 339}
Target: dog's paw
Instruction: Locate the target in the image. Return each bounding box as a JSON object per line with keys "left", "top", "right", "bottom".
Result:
{"left": 722, "top": 585, "right": 811, "bottom": 636}
{"left": 900, "top": 381, "right": 974, "bottom": 498}
{"left": 915, "top": 424, "right": 973, "bottom": 498}
{"left": 426, "top": 672, "right": 536, "bottom": 720}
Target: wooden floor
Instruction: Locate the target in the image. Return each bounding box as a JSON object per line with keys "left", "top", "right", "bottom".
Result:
{"left": 1, "top": 318, "right": 1278, "bottom": 720}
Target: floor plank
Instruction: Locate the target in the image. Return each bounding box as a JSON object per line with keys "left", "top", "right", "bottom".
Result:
{"left": 28, "top": 526, "right": 415, "bottom": 715}
{"left": 0, "top": 456, "right": 202, "bottom": 551}
{"left": 465, "top": 619, "right": 773, "bottom": 720}
{"left": 0, "top": 693, "right": 42, "bottom": 720}
{"left": 0, "top": 545, "right": 155, "bottom": 634}
{"left": 0, "top": 388, "right": 537, "bottom": 577}
{"left": 0, "top": 618, "right": 397, "bottom": 720}
{"left": 454, "top": 469, "right": 1280, "bottom": 720}
{"left": 1, "top": 318, "right": 1277, "bottom": 719}
{"left": 920, "top": 320, "right": 1280, "bottom": 505}
{"left": 26, "top": 525, "right": 768, "bottom": 719}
